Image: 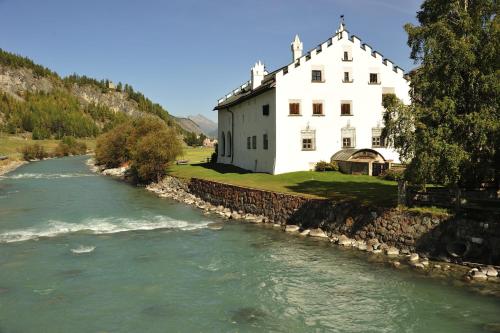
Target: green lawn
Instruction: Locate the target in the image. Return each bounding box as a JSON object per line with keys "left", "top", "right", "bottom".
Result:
{"left": 170, "top": 147, "right": 398, "bottom": 207}
{"left": 0, "top": 133, "right": 96, "bottom": 160}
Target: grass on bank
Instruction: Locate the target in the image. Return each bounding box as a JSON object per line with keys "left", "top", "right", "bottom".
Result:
{"left": 0, "top": 133, "right": 96, "bottom": 160}
{"left": 170, "top": 147, "right": 399, "bottom": 207}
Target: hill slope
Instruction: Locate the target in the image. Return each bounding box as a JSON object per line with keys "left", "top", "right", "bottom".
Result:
{"left": 0, "top": 48, "right": 186, "bottom": 139}
{"left": 188, "top": 114, "right": 217, "bottom": 137}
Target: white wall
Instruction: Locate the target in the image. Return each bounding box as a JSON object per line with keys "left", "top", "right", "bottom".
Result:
{"left": 272, "top": 30, "right": 410, "bottom": 174}
{"left": 217, "top": 89, "right": 277, "bottom": 173}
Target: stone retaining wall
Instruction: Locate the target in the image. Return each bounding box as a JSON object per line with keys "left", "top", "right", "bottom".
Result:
{"left": 188, "top": 178, "right": 500, "bottom": 265}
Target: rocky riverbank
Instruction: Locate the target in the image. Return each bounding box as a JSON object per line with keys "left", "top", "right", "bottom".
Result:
{"left": 0, "top": 159, "right": 27, "bottom": 176}
{"left": 92, "top": 161, "right": 500, "bottom": 295}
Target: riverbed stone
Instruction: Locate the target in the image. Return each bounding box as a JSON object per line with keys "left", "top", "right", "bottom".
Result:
{"left": 285, "top": 225, "right": 300, "bottom": 233}
{"left": 471, "top": 270, "right": 488, "bottom": 280}
{"left": 408, "top": 253, "right": 419, "bottom": 262}
{"left": 300, "top": 229, "right": 310, "bottom": 236}
{"left": 207, "top": 222, "right": 224, "bottom": 231}
{"left": 481, "top": 266, "right": 498, "bottom": 277}
{"left": 338, "top": 235, "right": 352, "bottom": 246}
{"left": 385, "top": 247, "right": 400, "bottom": 256}
{"left": 309, "top": 228, "right": 328, "bottom": 238}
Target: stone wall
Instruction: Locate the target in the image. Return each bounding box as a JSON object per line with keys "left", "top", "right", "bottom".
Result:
{"left": 188, "top": 178, "right": 500, "bottom": 265}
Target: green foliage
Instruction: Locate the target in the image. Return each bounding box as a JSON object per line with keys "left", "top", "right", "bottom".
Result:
{"left": 21, "top": 144, "right": 48, "bottom": 161}
{"left": 401, "top": 0, "right": 499, "bottom": 187}
{"left": 95, "top": 117, "right": 182, "bottom": 183}
{"left": 0, "top": 48, "right": 58, "bottom": 78}
{"left": 379, "top": 168, "right": 405, "bottom": 181}
{"left": 184, "top": 132, "right": 207, "bottom": 147}
{"left": 315, "top": 161, "right": 339, "bottom": 172}
{"left": 210, "top": 143, "right": 218, "bottom": 164}
{"left": 53, "top": 136, "right": 87, "bottom": 157}
{"left": 131, "top": 127, "right": 183, "bottom": 183}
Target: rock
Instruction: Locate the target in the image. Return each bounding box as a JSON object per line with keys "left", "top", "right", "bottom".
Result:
{"left": 207, "top": 222, "right": 224, "bottom": 230}
{"left": 421, "top": 259, "right": 429, "bottom": 267}
{"left": 357, "top": 242, "right": 368, "bottom": 251}
{"left": 408, "top": 253, "right": 419, "bottom": 262}
{"left": 392, "top": 261, "right": 401, "bottom": 268}
{"left": 480, "top": 266, "right": 498, "bottom": 277}
{"left": 413, "top": 263, "right": 425, "bottom": 270}
{"left": 338, "top": 235, "right": 352, "bottom": 246}
{"left": 309, "top": 228, "right": 328, "bottom": 238}
{"left": 272, "top": 224, "right": 281, "bottom": 228}
{"left": 230, "top": 212, "right": 241, "bottom": 220}
{"left": 471, "top": 270, "right": 488, "bottom": 281}
{"left": 433, "top": 264, "right": 442, "bottom": 269}
{"left": 285, "top": 225, "right": 300, "bottom": 233}
{"left": 224, "top": 212, "right": 231, "bottom": 218}
{"left": 300, "top": 229, "right": 310, "bottom": 236}
{"left": 385, "top": 247, "right": 400, "bottom": 256}
{"left": 372, "top": 249, "right": 383, "bottom": 254}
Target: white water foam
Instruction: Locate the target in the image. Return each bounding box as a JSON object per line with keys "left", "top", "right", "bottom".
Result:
{"left": 0, "top": 216, "right": 209, "bottom": 243}
{"left": 4, "top": 173, "right": 96, "bottom": 180}
{"left": 71, "top": 245, "right": 96, "bottom": 254}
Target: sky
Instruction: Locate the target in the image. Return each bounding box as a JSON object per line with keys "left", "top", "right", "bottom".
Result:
{"left": 0, "top": 0, "right": 422, "bottom": 122}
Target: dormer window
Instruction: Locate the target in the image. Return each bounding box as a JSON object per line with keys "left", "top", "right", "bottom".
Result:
{"left": 312, "top": 70, "right": 323, "bottom": 82}
{"left": 369, "top": 73, "right": 380, "bottom": 85}
{"left": 342, "top": 50, "right": 352, "bottom": 61}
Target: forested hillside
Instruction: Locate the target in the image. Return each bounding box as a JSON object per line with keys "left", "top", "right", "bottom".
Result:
{"left": 0, "top": 48, "right": 182, "bottom": 139}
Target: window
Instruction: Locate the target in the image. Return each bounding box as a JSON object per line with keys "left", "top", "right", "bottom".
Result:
{"left": 301, "top": 129, "right": 316, "bottom": 151}
{"left": 372, "top": 127, "right": 383, "bottom": 147}
{"left": 252, "top": 135, "right": 257, "bottom": 149}
{"left": 263, "top": 134, "right": 268, "bottom": 150}
{"left": 289, "top": 102, "right": 300, "bottom": 115}
{"left": 227, "top": 132, "right": 232, "bottom": 157}
{"left": 221, "top": 132, "right": 225, "bottom": 156}
{"left": 341, "top": 103, "right": 351, "bottom": 115}
{"left": 341, "top": 125, "right": 356, "bottom": 148}
{"left": 343, "top": 72, "right": 353, "bottom": 83}
{"left": 369, "top": 73, "right": 379, "bottom": 84}
{"left": 343, "top": 137, "right": 352, "bottom": 148}
{"left": 312, "top": 102, "right": 323, "bottom": 115}
{"left": 312, "top": 70, "right": 322, "bottom": 82}
{"left": 247, "top": 137, "right": 251, "bottom": 149}
{"left": 262, "top": 104, "right": 270, "bottom": 116}
{"left": 343, "top": 51, "right": 352, "bottom": 61}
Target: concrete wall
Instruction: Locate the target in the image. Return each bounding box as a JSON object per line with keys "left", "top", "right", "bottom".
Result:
{"left": 189, "top": 178, "right": 500, "bottom": 265}
{"left": 218, "top": 89, "right": 276, "bottom": 173}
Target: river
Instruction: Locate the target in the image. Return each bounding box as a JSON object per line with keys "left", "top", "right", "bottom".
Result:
{"left": 0, "top": 156, "right": 499, "bottom": 332}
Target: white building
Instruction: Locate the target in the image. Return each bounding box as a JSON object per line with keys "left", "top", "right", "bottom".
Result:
{"left": 215, "top": 20, "right": 410, "bottom": 175}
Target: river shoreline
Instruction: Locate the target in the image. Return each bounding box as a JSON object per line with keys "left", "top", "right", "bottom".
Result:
{"left": 90, "top": 159, "right": 500, "bottom": 297}
{"left": 0, "top": 159, "right": 27, "bottom": 176}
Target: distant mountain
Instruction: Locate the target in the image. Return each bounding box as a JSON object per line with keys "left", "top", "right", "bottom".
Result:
{"left": 171, "top": 116, "right": 203, "bottom": 135}
{"left": 188, "top": 114, "right": 217, "bottom": 137}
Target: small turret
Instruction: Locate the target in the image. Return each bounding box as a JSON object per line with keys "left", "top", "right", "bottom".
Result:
{"left": 251, "top": 61, "right": 266, "bottom": 89}
{"left": 291, "top": 35, "right": 303, "bottom": 62}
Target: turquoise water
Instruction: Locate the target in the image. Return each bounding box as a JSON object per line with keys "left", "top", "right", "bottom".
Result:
{"left": 0, "top": 156, "right": 499, "bottom": 333}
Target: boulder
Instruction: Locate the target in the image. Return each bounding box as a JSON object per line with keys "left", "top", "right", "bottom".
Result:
{"left": 230, "top": 212, "right": 241, "bottom": 220}
{"left": 300, "top": 229, "right": 310, "bottom": 236}
{"left": 408, "top": 253, "right": 419, "bottom": 262}
{"left": 392, "top": 261, "right": 401, "bottom": 268}
{"left": 285, "top": 225, "right": 300, "bottom": 233}
{"left": 385, "top": 247, "right": 400, "bottom": 256}
{"left": 481, "top": 266, "right": 498, "bottom": 277}
{"left": 338, "top": 235, "right": 352, "bottom": 246}
{"left": 309, "top": 228, "right": 328, "bottom": 238}
{"left": 471, "top": 270, "right": 488, "bottom": 281}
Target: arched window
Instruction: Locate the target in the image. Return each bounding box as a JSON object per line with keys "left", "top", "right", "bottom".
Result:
{"left": 221, "top": 132, "right": 225, "bottom": 156}
{"left": 227, "top": 131, "right": 232, "bottom": 157}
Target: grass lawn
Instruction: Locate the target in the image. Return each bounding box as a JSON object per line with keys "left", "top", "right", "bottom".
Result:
{"left": 0, "top": 133, "right": 96, "bottom": 160}
{"left": 170, "top": 147, "right": 398, "bottom": 207}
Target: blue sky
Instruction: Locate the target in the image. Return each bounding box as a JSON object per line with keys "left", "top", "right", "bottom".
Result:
{"left": 0, "top": 0, "right": 422, "bottom": 121}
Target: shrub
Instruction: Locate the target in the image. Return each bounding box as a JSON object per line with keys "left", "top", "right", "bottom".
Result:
{"left": 210, "top": 143, "right": 218, "bottom": 164}
{"left": 315, "top": 160, "right": 339, "bottom": 172}
{"left": 21, "top": 144, "right": 48, "bottom": 161}
{"left": 54, "top": 136, "right": 87, "bottom": 157}
{"left": 130, "top": 127, "right": 183, "bottom": 183}
{"left": 379, "top": 168, "right": 405, "bottom": 181}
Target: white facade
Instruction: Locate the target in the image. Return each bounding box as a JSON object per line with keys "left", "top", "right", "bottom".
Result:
{"left": 216, "top": 22, "right": 410, "bottom": 175}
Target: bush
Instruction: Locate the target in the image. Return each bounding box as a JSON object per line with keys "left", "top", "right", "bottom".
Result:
{"left": 315, "top": 160, "right": 339, "bottom": 172}
{"left": 379, "top": 168, "right": 405, "bottom": 181}
{"left": 96, "top": 117, "right": 183, "bottom": 183}
{"left": 210, "top": 143, "right": 218, "bottom": 164}
{"left": 54, "top": 136, "right": 87, "bottom": 157}
{"left": 21, "top": 144, "right": 48, "bottom": 161}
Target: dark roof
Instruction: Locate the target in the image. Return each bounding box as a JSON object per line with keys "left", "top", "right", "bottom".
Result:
{"left": 213, "top": 74, "right": 277, "bottom": 110}
{"left": 331, "top": 148, "right": 386, "bottom": 161}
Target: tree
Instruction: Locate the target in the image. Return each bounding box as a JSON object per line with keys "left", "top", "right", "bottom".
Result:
{"left": 131, "top": 127, "right": 182, "bottom": 183}
{"left": 401, "top": 0, "right": 499, "bottom": 188}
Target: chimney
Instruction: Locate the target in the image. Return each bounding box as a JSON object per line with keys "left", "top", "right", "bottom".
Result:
{"left": 251, "top": 61, "right": 266, "bottom": 89}
{"left": 291, "top": 35, "right": 303, "bottom": 62}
